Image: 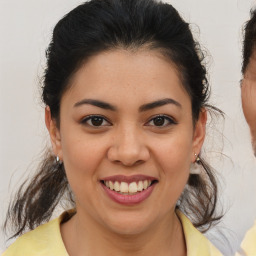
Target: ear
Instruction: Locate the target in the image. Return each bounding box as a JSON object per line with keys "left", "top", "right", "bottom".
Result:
{"left": 191, "top": 108, "right": 207, "bottom": 162}
{"left": 45, "top": 106, "right": 63, "bottom": 160}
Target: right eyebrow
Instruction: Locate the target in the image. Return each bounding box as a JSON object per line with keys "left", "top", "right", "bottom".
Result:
{"left": 73, "top": 99, "right": 117, "bottom": 111}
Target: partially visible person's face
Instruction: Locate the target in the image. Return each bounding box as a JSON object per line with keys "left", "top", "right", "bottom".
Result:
{"left": 242, "top": 49, "right": 256, "bottom": 155}
{"left": 46, "top": 49, "right": 206, "bottom": 235}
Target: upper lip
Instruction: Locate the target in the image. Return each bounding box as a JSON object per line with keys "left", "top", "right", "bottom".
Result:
{"left": 100, "top": 175, "right": 158, "bottom": 183}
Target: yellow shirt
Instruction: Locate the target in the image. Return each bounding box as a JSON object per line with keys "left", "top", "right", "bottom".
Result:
{"left": 3, "top": 210, "right": 223, "bottom": 256}
{"left": 236, "top": 221, "right": 256, "bottom": 256}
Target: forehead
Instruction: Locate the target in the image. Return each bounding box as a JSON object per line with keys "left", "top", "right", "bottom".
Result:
{"left": 62, "top": 49, "right": 191, "bottom": 108}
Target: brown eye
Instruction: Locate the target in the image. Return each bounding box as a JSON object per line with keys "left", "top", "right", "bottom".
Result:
{"left": 146, "top": 115, "right": 177, "bottom": 127}
{"left": 153, "top": 116, "right": 165, "bottom": 126}
{"left": 81, "top": 115, "right": 111, "bottom": 127}
{"left": 91, "top": 116, "right": 104, "bottom": 126}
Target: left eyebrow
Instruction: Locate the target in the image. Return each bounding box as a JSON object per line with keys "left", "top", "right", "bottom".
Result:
{"left": 139, "top": 98, "right": 182, "bottom": 112}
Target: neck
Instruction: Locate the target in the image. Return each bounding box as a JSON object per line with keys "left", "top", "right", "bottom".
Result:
{"left": 61, "top": 208, "right": 186, "bottom": 256}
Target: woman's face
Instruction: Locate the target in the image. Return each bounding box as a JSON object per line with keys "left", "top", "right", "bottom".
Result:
{"left": 47, "top": 49, "right": 206, "bottom": 234}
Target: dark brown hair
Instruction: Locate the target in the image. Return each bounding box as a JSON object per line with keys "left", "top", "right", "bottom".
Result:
{"left": 242, "top": 8, "right": 256, "bottom": 74}
{"left": 5, "top": 0, "right": 222, "bottom": 239}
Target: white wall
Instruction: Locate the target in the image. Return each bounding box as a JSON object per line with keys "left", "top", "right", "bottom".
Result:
{"left": 1, "top": 0, "right": 256, "bottom": 255}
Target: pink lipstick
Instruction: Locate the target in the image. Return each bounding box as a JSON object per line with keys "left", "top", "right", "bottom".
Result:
{"left": 100, "top": 175, "right": 157, "bottom": 205}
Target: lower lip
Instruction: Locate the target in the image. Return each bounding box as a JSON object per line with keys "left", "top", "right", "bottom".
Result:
{"left": 101, "top": 183, "right": 155, "bottom": 205}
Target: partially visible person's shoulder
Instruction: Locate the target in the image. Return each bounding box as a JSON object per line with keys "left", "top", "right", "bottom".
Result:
{"left": 177, "top": 210, "right": 223, "bottom": 256}
{"left": 2, "top": 212, "right": 70, "bottom": 256}
{"left": 236, "top": 220, "right": 256, "bottom": 256}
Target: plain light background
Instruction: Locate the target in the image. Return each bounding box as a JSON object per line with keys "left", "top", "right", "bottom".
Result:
{"left": 1, "top": 0, "right": 256, "bottom": 255}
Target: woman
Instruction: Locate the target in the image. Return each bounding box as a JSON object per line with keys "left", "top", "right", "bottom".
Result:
{"left": 3, "top": 0, "right": 223, "bottom": 255}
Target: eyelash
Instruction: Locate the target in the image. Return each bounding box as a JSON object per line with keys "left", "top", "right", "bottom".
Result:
{"left": 80, "top": 115, "right": 112, "bottom": 127}
{"left": 145, "top": 115, "right": 177, "bottom": 127}
{"left": 80, "top": 114, "right": 177, "bottom": 128}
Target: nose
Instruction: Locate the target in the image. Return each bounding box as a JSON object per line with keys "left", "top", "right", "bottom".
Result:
{"left": 107, "top": 126, "right": 150, "bottom": 166}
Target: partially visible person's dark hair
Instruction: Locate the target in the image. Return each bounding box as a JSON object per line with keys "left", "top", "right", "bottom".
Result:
{"left": 5, "top": 0, "right": 222, "bottom": 239}
{"left": 242, "top": 8, "right": 256, "bottom": 74}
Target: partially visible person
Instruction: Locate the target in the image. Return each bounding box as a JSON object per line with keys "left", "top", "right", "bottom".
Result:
{"left": 241, "top": 8, "right": 256, "bottom": 157}
{"left": 237, "top": 7, "right": 256, "bottom": 256}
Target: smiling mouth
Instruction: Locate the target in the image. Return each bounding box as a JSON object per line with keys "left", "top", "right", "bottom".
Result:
{"left": 100, "top": 179, "right": 158, "bottom": 195}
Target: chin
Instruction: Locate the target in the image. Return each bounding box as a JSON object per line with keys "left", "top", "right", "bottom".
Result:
{"left": 103, "top": 212, "right": 155, "bottom": 235}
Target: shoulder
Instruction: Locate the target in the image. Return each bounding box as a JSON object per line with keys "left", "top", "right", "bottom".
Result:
{"left": 237, "top": 220, "right": 256, "bottom": 255}
{"left": 176, "top": 210, "right": 223, "bottom": 256}
{"left": 2, "top": 211, "right": 71, "bottom": 256}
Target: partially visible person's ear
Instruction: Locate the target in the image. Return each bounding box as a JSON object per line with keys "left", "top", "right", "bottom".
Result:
{"left": 191, "top": 108, "right": 207, "bottom": 161}
{"left": 45, "top": 106, "right": 63, "bottom": 160}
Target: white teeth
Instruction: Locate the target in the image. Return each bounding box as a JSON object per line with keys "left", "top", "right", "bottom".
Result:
{"left": 109, "top": 181, "right": 114, "bottom": 190}
{"left": 143, "top": 180, "right": 148, "bottom": 190}
{"left": 129, "top": 182, "right": 138, "bottom": 193}
{"left": 114, "top": 181, "right": 120, "bottom": 192}
{"left": 137, "top": 181, "right": 143, "bottom": 191}
{"left": 120, "top": 182, "right": 129, "bottom": 193}
{"left": 104, "top": 180, "right": 153, "bottom": 193}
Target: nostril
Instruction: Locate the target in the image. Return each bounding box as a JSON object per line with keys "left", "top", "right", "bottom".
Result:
{"left": 107, "top": 142, "right": 150, "bottom": 165}
{"left": 111, "top": 159, "right": 144, "bottom": 167}
{"left": 121, "top": 159, "right": 145, "bottom": 167}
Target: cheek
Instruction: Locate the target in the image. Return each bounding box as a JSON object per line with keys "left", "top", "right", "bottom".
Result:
{"left": 60, "top": 133, "right": 108, "bottom": 208}
{"left": 153, "top": 132, "right": 193, "bottom": 173}
{"left": 60, "top": 129, "right": 108, "bottom": 187}
{"left": 242, "top": 82, "right": 256, "bottom": 120}
{"left": 150, "top": 132, "right": 193, "bottom": 198}
{"left": 158, "top": 141, "right": 191, "bottom": 186}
